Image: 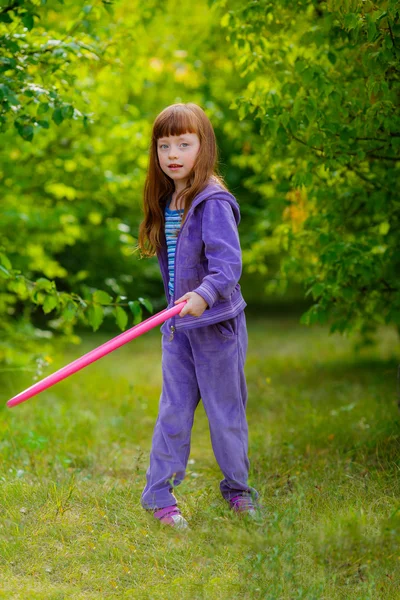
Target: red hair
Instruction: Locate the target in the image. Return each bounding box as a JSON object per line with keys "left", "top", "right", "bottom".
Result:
{"left": 137, "top": 102, "right": 229, "bottom": 258}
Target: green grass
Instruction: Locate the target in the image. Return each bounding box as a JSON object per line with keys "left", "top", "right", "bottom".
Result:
{"left": 1, "top": 316, "right": 399, "bottom": 599}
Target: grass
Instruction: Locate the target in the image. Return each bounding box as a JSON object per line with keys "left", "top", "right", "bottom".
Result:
{"left": 0, "top": 314, "right": 399, "bottom": 599}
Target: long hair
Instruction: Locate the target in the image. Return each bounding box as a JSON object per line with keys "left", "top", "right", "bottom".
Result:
{"left": 137, "top": 103, "right": 229, "bottom": 258}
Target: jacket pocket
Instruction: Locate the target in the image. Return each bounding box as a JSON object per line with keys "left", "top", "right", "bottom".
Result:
{"left": 212, "top": 316, "right": 237, "bottom": 339}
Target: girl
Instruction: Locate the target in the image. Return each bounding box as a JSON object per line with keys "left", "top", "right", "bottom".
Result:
{"left": 137, "top": 102, "right": 261, "bottom": 530}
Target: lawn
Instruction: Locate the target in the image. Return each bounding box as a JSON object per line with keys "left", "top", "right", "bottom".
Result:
{"left": 1, "top": 314, "right": 399, "bottom": 599}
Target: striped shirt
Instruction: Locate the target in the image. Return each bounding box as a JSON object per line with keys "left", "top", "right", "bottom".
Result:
{"left": 165, "top": 196, "right": 184, "bottom": 299}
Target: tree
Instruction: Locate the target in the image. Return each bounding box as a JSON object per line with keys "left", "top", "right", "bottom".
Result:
{"left": 211, "top": 0, "right": 400, "bottom": 346}
{"left": 0, "top": 0, "right": 152, "bottom": 370}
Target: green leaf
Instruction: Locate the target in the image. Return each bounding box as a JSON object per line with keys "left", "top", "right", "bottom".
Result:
{"left": 93, "top": 290, "right": 113, "bottom": 305}
{"left": 18, "top": 124, "right": 34, "bottom": 141}
{"left": 341, "top": 287, "right": 353, "bottom": 300}
{"left": 128, "top": 300, "right": 143, "bottom": 325}
{"left": 37, "top": 103, "right": 50, "bottom": 114}
{"left": 308, "top": 305, "right": 320, "bottom": 325}
{"left": 376, "top": 11, "right": 387, "bottom": 23}
{"left": 305, "top": 97, "right": 317, "bottom": 122}
{"left": 8, "top": 278, "right": 28, "bottom": 297}
{"left": 344, "top": 13, "right": 359, "bottom": 31}
{"left": 0, "top": 57, "right": 16, "bottom": 71}
{"left": 62, "top": 300, "right": 77, "bottom": 321}
{"left": 138, "top": 297, "right": 153, "bottom": 314}
{"left": 102, "top": 1, "right": 114, "bottom": 15}
{"left": 52, "top": 107, "right": 64, "bottom": 125}
{"left": 115, "top": 306, "right": 128, "bottom": 331}
{"left": 0, "top": 13, "right": 13, "bottom": 23}
{"left": 306, "top": 283, "right": 324, "bottom": 299}
{"left": 61, "top": 104, "right": 74, "bottom": 119}
{"left": 43, "top": 294, "right": 58, "bottom": 314}
{"left": 367, "top": 19, "right": 377, "bottom": 42}
{"left": 0, "top": 252, "right": 12, "bottom": 270}
{"left": 379, "top": 222, "right": 390, "bottom": 235}
{"left": 299, "top": 310, "right": 310, "bottom": 325}
{"left": 87, "top": 304, "right": 104, "bottom": 331}
{"left": 35, "top": 277, "right": 53, "bottom": 291}
{"left": 327, "top": 52, "right": 336, "bottom": 65}
{"left": 32, "top": 290, "right": 46, "bottom": 304}
{"left": 238, "top": 103, "right": 247, "bottom": 121}
{"left": 0, "top": 84, "right": 20, "bottom": 106}
{"left": 301, "top": 68, "right": 314, "bottom": 84}
{"left": 22, "top": 13, "right": 34, "bottom": 31}
{"left": 0, "top": 265, "right": 11, "bottom": 278}
{"left": 220, "top": 12, "right": 232, "bottom": 28}
{"left": 294, "top": 59, "right": 307, "bottom": 74}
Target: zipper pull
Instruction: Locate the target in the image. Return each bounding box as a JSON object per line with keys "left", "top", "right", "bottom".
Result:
{"left": 169, "top": 325, "right": 176, "bottom": 341}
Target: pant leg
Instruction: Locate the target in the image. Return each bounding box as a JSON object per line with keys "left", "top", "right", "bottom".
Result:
{"left": 140, "top": 319, "right": 201, "bottom": 510}
{"left": 186, "top": 309, "right": 259, "bottom": 502}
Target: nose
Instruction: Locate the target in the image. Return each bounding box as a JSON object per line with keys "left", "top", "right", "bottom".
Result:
{"left": 168, "top": 146, "right": 179, "bottom": 159}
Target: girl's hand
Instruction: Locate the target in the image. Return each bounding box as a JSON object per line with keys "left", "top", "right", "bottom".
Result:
{"left": 174, "top": 292, "right": 209, "bottom": 317}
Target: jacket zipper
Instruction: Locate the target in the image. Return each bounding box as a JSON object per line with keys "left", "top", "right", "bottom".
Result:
{"left": 169, "top": 208, "right": 192, "bottom": 341}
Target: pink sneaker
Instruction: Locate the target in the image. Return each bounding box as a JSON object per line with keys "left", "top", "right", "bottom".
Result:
{"left": 229, "top": 494, "right": 264, "bottom": 518}
{"left": 152, "top": 505, "right": 189, "bottom": 530}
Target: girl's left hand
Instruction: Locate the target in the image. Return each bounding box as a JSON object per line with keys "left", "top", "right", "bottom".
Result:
{"left": 174, "top": 292, "right": 208, "bottom": 317}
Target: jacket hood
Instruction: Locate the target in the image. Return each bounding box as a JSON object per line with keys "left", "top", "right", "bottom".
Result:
{"left": 190, "top": 181, "right": 241, "bottom": 225}
{"left": 158, "top": 182, "right": 241, "bottom": 259}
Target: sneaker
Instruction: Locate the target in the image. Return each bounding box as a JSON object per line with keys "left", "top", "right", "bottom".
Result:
{"left": 229, "top": 494, "right": 264, "bottom": 518}
{"left": 152, "top": 505, "right": 189, "bottom": 530}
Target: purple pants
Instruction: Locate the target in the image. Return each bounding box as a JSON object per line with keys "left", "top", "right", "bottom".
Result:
{"left": 140, "top": 306, "right": 259, "bottom": 510}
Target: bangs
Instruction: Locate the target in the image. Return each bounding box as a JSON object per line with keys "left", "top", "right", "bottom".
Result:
{"left": 153, "top": 106, "right": 199, "bottom": 141}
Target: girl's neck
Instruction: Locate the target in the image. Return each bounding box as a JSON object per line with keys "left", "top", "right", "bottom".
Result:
{"left": 170, "top": 191, "right": 184, "bottom": 210}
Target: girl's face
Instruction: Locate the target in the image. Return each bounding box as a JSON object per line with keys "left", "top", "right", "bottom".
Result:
{"left": 157, "top": 132, "right": 200, "bottom": 186}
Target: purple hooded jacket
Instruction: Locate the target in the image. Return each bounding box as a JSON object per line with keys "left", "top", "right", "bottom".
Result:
{"left": 156, "top": 181, "right": 247, "bottom": 335}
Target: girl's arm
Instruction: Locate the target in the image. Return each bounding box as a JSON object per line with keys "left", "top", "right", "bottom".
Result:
{"left": 193, "top": 197, "right": 242, "bottom": 309}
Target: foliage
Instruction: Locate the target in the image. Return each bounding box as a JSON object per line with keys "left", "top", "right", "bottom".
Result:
{"left": 211, "top": 0, "right": 400, "bottom": 344}
{"left": 0, "top": 0, "right": 155, "bottom": 368}
{"left": 0, "top": 0, "right": 103, "bottom": 138}
{"left": 2, "top": 0, "right": 399, "bottom": 374}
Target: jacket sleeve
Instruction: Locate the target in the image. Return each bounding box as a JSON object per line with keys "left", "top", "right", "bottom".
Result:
{"left": 193, "top": 198, "right": 242, "bottom": 310}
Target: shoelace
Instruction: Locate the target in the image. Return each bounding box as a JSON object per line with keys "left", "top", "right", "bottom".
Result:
{"left": 230, "top": 494, "right": 256, "bottom": 512}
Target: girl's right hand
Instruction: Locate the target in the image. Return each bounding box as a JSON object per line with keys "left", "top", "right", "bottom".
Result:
{"left": 174, "top": 292, "right": 208, "bottom": 317}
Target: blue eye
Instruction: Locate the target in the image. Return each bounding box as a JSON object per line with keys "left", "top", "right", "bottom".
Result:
{"left": 159, "top": 143, "right": 189, "bottom": 149}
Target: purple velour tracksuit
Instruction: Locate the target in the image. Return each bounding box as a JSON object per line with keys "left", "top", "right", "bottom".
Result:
{"left": 140, "top": 180, "right": 259, "bottom": 510}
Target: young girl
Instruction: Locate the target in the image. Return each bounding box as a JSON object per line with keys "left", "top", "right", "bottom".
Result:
{"left": 137, "top": 102, "right": 261, "bottom": 530}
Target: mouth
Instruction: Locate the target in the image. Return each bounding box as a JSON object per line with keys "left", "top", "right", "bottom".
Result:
{"left": 168, "top": 164, "right": 183, "bottom": 169}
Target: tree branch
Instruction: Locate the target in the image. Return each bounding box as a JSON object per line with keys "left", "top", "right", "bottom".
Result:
{"left": 388, "top": 18, "right": 397, "bottom": 50}
{"left": 345, "top": 162, "right": 385, "bottom": 191}
{"left": 368, "top": 154, "right": 399, "bottom": 161}
{"left": 381, "top": 279, "right": 398, "bottom": 292}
